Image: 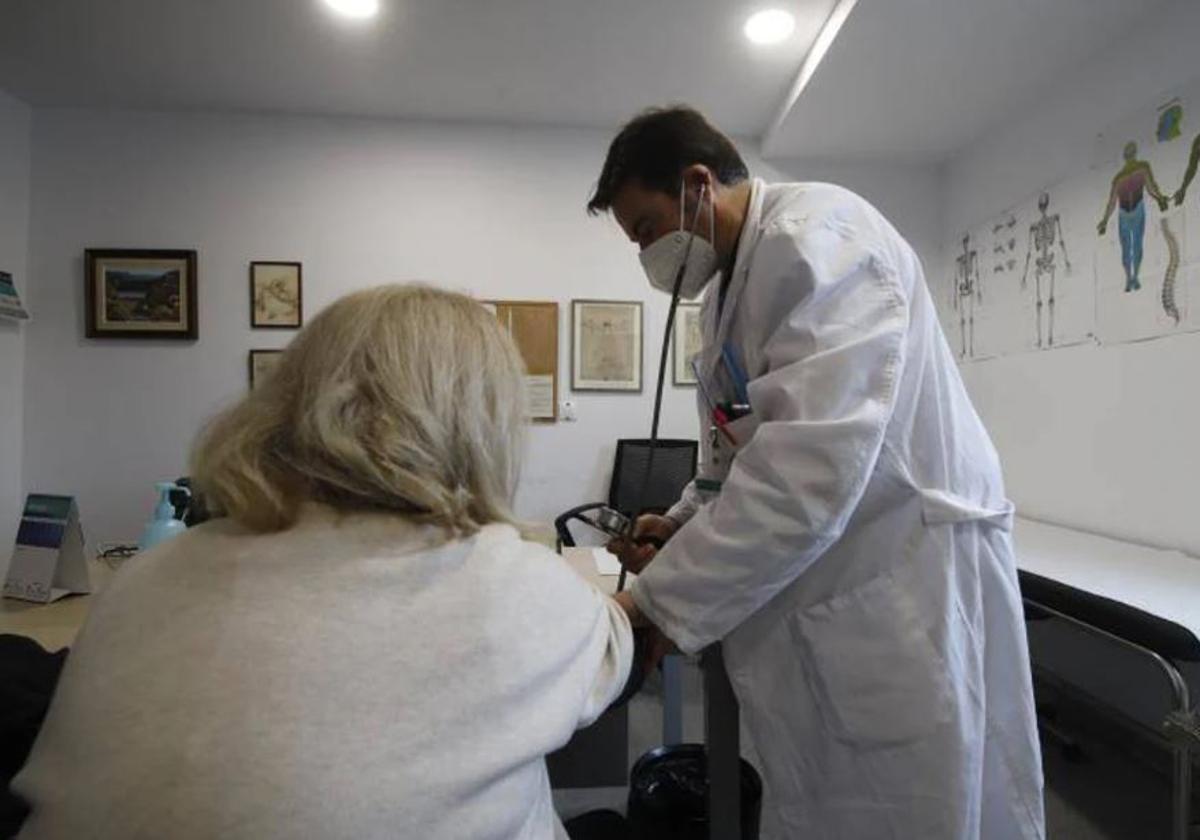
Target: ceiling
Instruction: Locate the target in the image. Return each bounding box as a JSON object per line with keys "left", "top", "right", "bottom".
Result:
{"left": 0, "top": 0, "right": 1174, "bottom": 163}
{"left": 774, "top": 0, "right": 1174, "bottom": 161}
{"left": 0, "top": 0, "right": 833, "bottom": 137}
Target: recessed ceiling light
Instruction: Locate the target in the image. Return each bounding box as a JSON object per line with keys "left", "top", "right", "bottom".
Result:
{"left": 744, "top": 9, "right": 795, "bottom": 45}
{"left": 323, "top": 0, "right": 379, "bottom": 20}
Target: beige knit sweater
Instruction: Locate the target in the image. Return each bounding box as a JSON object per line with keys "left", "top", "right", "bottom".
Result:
{"left": 14, "top": 505, "right": 632, "bottom": 839}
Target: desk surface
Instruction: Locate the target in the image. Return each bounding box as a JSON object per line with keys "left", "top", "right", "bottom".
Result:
{"left": 563, "top": 546, "right": 622, "bottom": 595}
{"left": 0, "top": 558, "right": 114, "bottom": 651}
{"left": 0, "top": 546, "right": 619, "bottom": 652}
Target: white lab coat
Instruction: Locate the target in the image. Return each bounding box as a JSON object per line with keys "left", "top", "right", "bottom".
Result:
{"left": 630, "top": 180, "right": 1045, "bottom": 839}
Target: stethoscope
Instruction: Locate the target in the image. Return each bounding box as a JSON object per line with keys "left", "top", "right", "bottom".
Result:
{"left": 616, "top": 184, "right": 712, "bottom": 593}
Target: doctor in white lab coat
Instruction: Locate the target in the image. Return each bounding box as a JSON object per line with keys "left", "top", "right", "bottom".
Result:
{"left": 589, "top": 106, "right": 1044, "bottom": 839}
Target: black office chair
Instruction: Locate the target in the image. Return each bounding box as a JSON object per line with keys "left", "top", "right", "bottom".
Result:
{"left": 555, "top": 439, "right": 698, "bottom": 550}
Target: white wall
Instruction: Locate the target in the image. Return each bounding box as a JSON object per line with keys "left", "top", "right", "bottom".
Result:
{"left": 943, "top": 0, "right": 1200, "bottom": 556}
{"left": 0, "top": 88, "right": 31, "bottom": 575}
{"left": 22, "top": 108, "right": 805, "bottom": 544}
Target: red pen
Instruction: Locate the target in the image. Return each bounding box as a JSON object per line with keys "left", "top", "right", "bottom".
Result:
{"left": 712, "top": 407, "right": 738, "bottom": 445}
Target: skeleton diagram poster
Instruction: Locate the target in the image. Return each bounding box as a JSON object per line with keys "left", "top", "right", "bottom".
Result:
{"left": 939, "top": 77, "right": 1200, "bottom": 362}
{"left": 950, "top": 218, "right": 1015, "bottom": 360}
{"left": 1012, "top": 173, "right": 1096, "bottom": 351}
{"left": 1092, "top": 79, "right": 1200, "bottom": 343}
{"left": 929, "top": 250, "right": 958, "bottom": 350}
{"left": 945, "top": 174, "right": 1093, "bottom": 361}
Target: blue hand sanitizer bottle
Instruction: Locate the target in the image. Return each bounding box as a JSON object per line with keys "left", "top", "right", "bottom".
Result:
{"left": 139, "top": 481, "right": 189, "bottom": 551}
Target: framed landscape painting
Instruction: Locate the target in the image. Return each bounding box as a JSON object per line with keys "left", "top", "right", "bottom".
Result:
{"left": 85, "top": 249, "right": 198, "bottom": 340}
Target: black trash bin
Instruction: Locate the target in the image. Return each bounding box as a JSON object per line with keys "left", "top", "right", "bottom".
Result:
{"left": 626, "top": 744, "right": 762, "bottom": 840}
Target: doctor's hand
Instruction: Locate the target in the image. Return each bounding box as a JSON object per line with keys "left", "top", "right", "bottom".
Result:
{"left": 606, "top": 514, "right": 678, "bottom": 575}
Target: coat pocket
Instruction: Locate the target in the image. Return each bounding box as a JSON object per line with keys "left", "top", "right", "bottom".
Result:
{"left": 790, "top": 560, "right": 954, "bottom": 748}
{"left": 709, "top": 411, "right": 761, "bottom": 480}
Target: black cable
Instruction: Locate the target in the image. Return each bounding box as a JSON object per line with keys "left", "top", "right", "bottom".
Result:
{"left": 617, "top": 184, "right": 708, "bottom": 593}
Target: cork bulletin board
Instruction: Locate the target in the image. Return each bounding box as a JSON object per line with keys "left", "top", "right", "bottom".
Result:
{"left": 486, "top": 300, "right": 559, "bottom": 422}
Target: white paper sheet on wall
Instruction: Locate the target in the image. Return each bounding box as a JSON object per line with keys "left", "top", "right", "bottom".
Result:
{"left": 1022, "top": 173, "right": 1096, "bottom": 350}
{"left": 944, "top": 226, "right": 989, "bottom": 361}
{"left": 941, "top": 77, "right": 1200, "bottom": 360}
{"left": 1095, "top": 205, "right": 1191, "bottom": 342}
{"left": 972, "top": 215, "right": 1025, "bottom": 360}
{"left": 928, "top": 253, "right": 955, "bottom": 335}
{"left": 951, "top": 172, "right": 1098, "bottom": 360}
{"left": 1092, "top": 76, "right": 1200, "bottom": 344}
{"left": 526, "top": 374, "right": 555, "bottom": 420}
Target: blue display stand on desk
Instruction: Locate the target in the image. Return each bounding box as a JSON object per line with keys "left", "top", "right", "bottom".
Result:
{"left": 4, "top": 494, "right": 91, "bottom": 604}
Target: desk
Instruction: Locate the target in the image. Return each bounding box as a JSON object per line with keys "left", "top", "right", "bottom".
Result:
{"left": 561, "top": 546, "right": 619, "bottom": 595}
{"left": 0, "top": 558, "right": 113, "bottom": 650}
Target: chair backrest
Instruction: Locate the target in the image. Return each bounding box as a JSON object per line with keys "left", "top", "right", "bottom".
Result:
{"left": 608, "top": 439, "right": 698, "bottom": 517}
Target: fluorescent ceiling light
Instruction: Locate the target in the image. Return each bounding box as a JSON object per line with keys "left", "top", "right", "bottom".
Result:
{"left": 323, "top": 0, "right": 379, "bottom": 20}
{"left": 744, "top": 9, "right": 796, "bottom": 45}
{"left": 760, "top": 0, "right": 858, "bottom": 155}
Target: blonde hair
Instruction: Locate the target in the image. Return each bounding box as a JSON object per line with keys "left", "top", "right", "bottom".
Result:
{"left": 191, "top": 284, "right": 527, "bottom": 535}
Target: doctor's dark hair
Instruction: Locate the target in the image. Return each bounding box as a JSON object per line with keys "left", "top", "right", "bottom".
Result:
{"left": 586, "top": 106, "right": 750, "bottom": 215}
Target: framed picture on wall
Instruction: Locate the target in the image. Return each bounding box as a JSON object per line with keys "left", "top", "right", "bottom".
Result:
{"left": 672, "top": 302, "right": 703, "bottom": 386}
{"left": 571, "top": 299, "right": 642, "bottom": 392}
{"left": 248, "top": 349, "right": 285, "bottom": 389}
{"left": 85, "top": 249, "right": 198, "bottom": 339}
{"left": 250, "top": 261, "right": 303, "bottom": 328}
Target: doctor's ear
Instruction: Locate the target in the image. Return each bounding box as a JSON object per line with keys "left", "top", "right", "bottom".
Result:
{"left": 680, "top": 164, "right": 714, "bottom": 198}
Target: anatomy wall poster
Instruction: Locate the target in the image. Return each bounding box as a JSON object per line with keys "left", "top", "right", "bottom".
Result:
{"left": 1016, "top": 174, "right": 1095, "bottom": 350}
{"left": 1094, "top": 81, "right": 1199, "bottom": 343}
{"left": 946, "top": 173, "right": 1095, "bottom": 362}
{"left": 969, "top": 214, "right": 1023, "bottom": 360}
{"left": 930, "top": 250, "right": 958, "bottom": 349}
{"left": 947, "top": 227, "right": 985, "bottom": 360}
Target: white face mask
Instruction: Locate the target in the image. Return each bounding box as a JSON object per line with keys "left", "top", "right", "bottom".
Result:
{"left": 638, "top": 182, "right": 718, "bottom": 300}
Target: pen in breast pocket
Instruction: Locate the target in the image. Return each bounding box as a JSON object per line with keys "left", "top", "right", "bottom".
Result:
{"left": 693, "top": 357, "right": 739, "bottom": 445}
{"left": 691, "top": 359, "right": 737, "bottom": 445}
{"left": 721, "top": 343, "right": 751, "bottom": 406}
{"left": 691, "top": 358, "right": 718, "bottom": 412}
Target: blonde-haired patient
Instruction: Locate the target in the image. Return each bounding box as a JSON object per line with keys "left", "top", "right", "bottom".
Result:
{"left": 13, "top": 285, "right": 633, "bottom": 840}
